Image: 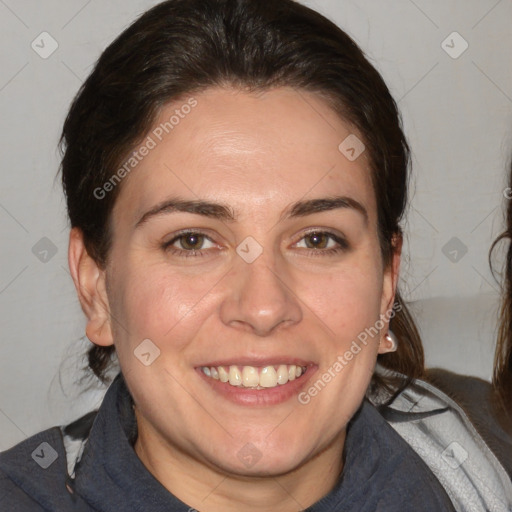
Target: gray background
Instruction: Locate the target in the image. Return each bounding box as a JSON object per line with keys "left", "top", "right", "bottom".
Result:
{"left": 1, "top": 0, "right": 511, "bottom": 450}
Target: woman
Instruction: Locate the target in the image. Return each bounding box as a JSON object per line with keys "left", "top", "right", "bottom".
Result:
{"left": 0, "top": 0, "right": 510, "bottom": 510}
{"left": 484, "top": 162, "right": 512, "bottom": 438}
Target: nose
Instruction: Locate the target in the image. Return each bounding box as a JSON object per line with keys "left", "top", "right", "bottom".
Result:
{"left": 219, "top": 253, "right": 303, "bottom": 337}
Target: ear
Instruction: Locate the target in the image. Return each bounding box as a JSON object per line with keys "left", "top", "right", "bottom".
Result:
{"left": 378, "top": 234, "right": 402, "bottom": 355}
{"left": 68, "top": 227, "right": 114, "bottom": 347}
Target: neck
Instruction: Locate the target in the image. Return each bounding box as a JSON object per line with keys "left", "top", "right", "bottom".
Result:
{"left": 133, "top": 410, "right": 345, "bottom": 511}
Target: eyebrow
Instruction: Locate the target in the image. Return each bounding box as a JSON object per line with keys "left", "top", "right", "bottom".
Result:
{"left": 284, "top": 196, "right": 368, "bottom": 224}
{"left": 135, "top": 195, "right": 368, "bottom": 228}
{"left": 135, "top": 198, "right": 235, "bottom": 227}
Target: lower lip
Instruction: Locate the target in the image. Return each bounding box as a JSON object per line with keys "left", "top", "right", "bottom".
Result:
{"left": 196, "top": 366, "right": 318, "bottom": 406}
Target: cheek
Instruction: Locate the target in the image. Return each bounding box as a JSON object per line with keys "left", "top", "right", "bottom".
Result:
{"left": 297, "top": 259, "right": 384, "bottom": 345}
{"left": 109, "top": 262, "right": 220, "bottom": 355}
{"left": 297, "top": 268, "right": 384, "bottom": 408}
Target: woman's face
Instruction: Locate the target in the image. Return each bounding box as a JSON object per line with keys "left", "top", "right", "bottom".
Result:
{"left": 81, "top": 87, "right": 399, "bottom": 478}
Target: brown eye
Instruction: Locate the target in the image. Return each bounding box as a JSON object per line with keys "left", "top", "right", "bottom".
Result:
{"left": 177, "top": 233, "right": 206, "bottom": 250}
{"left": 162, "top": 231, "right": 218, "bottom": 258}
{"left": 304, "top": 232, "right": 330, "bottom": 249}
{"left": 294, "top": 231, "right": 349, "bottom": 255}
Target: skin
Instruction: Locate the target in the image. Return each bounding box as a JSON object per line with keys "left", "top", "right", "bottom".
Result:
{"left": 69, "top": 86, "right": 400, "bottom": 511}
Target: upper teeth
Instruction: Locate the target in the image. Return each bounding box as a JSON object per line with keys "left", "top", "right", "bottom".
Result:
{"left": 201, "top": 364, "right": 307, "bottom": 389}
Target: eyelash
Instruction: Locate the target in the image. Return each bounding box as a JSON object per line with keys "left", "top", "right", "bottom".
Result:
{"left": 161, "top": 229, "right": 349, "bottom": 258}
{"left": 162, "top": 230, "right": 214, "bottom": 258}
{"left": 298, "top": 229, "right": 349, "bottom": 256}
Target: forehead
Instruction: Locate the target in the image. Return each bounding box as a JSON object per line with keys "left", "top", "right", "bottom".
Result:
{"left": 112, "top": 86, "right": 376, "bottom": 224}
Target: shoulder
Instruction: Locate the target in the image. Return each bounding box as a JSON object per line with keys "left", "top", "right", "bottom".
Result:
{"left": 424, "top": 367, "right": 512, "bottom": 478}
{"left": 0, "top": 413, "right": 97, "bottom": 511}
{"left": 0, "top": 426, "right": 69, "bottom": 510}
{"left": 370, "top": 366, "right": 512, "bottom": 510}
{"left": 425, "top": 367, "right": 495, "bottom": 405}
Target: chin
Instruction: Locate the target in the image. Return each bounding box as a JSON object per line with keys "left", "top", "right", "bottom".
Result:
{"left": 204, "top": 434, "right": 315, "bottom": 478}
{"left": 214, "top": 450, "right": 309, "bottom": 479}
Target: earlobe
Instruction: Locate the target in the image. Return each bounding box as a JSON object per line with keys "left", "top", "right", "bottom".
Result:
{"left": 68, "top": 227, "right": 114, "bottom": 347}
{"left": 379, "top": 235, "right": 403, "bottom": 351}
{"left": 380, "top": 235, "right": 402, "bottom": 307}
{"left": 378, "top": 331, "right": 398, "bottom": 354}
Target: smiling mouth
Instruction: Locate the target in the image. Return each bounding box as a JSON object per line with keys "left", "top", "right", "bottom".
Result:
{"left": 200, "top": 364, "right": 308, "bottom": 389}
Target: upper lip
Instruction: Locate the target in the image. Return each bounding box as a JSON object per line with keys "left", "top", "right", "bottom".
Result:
{"left": 195, "top": 356, "right": 314, "bottom": 368}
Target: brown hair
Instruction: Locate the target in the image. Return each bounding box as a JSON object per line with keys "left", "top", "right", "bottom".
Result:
{"left": 490, "top": 161, "right": 512, "bottom": 412}
{"left": 60, "top": 0, "right": 425, "bottom": 392}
